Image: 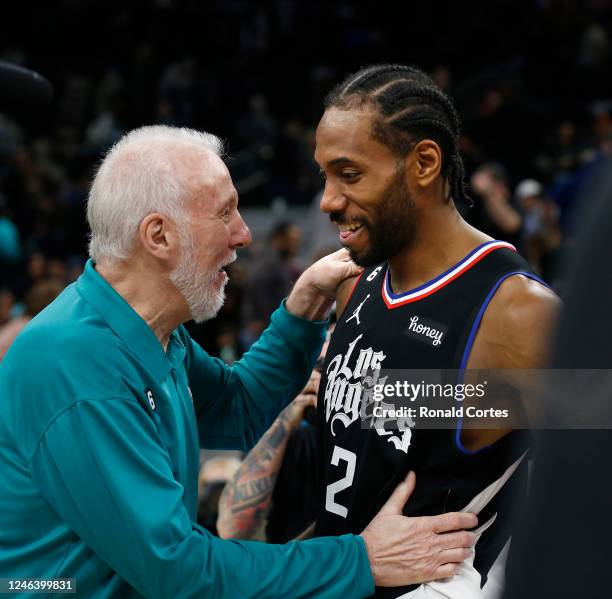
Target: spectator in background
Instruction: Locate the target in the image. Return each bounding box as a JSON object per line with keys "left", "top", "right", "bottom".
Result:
{"left": 0, "top": 194, "right": 20, "bottom": 286}
{"left": 460, "top": 77, "right": 546, "bottom": 178}
{"left": 236, "top": 94, "right": 278, "bottom": 152}
{"left": 241, "top": 221, "right": 302, "bottom": 348}
{"left": 215, "top": 324, "right": 240, "bottom": 364}
{"left": 47, "top": 258, "right": 68, "bottom": 281}
{"left": 515, "top": 178, "right": 561, "bottom": 282}
{"left": 470, "top": 162, "right": 523, "bottom": 247}
{"left": 0, "top": 194, "right": 20, "bottom": 263}
{"left": 65, "top": 257, "right": 86, "bottom": 283}
{"left": 158, "top": 58, "right": 197, "bottom": 127}
{"left": 0, "top": 289, "right": 15, "bottom": 327}
{"left": 12, "top": 252, "right": 47, "bottom": 300}
{"left": 533, "top": 120, "right": 587, "bottom": 183}
{"left": 0, "top": 278, "right": 64, "bottom": 360}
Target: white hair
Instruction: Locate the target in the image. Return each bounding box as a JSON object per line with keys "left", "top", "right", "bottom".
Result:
{"left": 87, "top": 125, "right": 224, "bottom": 263}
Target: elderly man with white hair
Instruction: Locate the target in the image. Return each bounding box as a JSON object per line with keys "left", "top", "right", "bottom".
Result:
{"left": 0, "top": 126, "right": 477, "bottom": 598}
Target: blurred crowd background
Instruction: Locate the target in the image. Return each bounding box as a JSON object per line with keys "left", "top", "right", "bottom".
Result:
{"left": 1, "top": 0, "right": 611, "bottom": 529}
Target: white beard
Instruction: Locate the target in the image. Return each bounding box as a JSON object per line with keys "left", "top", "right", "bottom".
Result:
{"left": 169, "top": 229, "right": 232, "bottom": 324}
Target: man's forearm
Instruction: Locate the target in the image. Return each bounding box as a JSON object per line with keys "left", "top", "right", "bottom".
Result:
{"left": 217, "top": 409, "right": 296, "bottom": 540}
{"left": 194, "top": 304, "right": 325, "bottom": 450}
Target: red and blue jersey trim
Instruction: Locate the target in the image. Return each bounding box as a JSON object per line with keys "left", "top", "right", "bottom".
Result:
{"left": 382, "top": 240, "right": 517, "bottom": 309}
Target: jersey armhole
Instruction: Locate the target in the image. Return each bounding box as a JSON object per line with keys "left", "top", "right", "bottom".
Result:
{"left": 455, "top": 271, "right": 549, "bottom": 455}
{"left": 348, "top": 272, "right": 363, "bottom": 300}
{"left": 336, "top": 272, "right": 364, "bottom": 318}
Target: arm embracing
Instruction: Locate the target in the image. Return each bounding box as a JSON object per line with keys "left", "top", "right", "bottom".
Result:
{"left": 187, "top": 302, "right": 326, "bottom": 450}
{"left": 30, "top": 397, "right": 374, "bottom": 599}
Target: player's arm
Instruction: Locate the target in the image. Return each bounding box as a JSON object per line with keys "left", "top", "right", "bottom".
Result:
{"left": 335, "top": 273, "right": 361, "bottom": 318}
{"left": 467, "top": 275, "right": 560, "bottom": 437}
{"left": 475, "top": 275, "right": 560, "bottom": 369}
{"left": 217, "top": 371, "right": 319, "bottom": 540}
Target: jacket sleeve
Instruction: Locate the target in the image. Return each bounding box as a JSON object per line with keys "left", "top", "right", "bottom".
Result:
{"left": 29, "top": 397, "right": 374, "bottom": 599}
{"left": 186, "top": 300, "right": 327, "bottom": 450}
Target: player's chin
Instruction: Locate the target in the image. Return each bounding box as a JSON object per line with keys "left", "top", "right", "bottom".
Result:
{"left": 347, "top": 247, "right": 373, "bottom": 268}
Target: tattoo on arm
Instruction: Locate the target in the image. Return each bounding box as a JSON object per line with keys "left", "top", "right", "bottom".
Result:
{"left": 267, "top": 417, "right": 290, "bottom": 449}
{"left": 217, "top": 414, "right": 294, "bottom": 540}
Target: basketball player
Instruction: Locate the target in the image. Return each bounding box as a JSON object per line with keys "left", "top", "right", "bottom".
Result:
{"left": 313, "top": 65, "right": 559, "bottom": 598}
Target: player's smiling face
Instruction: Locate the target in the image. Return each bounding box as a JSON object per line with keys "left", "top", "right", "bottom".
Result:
{"left": 315, "top": 107, "right": 421, "bottom": 266}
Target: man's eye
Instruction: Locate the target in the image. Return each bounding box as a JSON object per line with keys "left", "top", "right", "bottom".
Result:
{"left": 319, "top": 170, "right": 327, "bottom": 182}
{"left": 341, "top": 171, "right": 360, "bottom": 180}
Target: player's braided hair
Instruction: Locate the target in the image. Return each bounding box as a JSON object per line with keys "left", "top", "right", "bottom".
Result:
{"left": 324, "top": 64, "right": 471, "bottom": 206}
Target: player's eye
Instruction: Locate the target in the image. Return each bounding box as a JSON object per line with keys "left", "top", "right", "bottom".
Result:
{"left": 319, "top": 169, "right": 327, "bottom": 182}
{"left": 341, "top": 170, "right": 360, "bottom": 181}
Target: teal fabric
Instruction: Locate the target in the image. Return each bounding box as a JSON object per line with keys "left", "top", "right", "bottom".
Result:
{"left": 0, "top": 217, "right": 20, "bottom": 262}
{"left": 0, "top": 260, "right": 375, "bottom": 598}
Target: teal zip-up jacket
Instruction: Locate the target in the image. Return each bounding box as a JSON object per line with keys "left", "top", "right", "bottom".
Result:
{"left": 0, "top": 260, "right": 374, "bottom": 598}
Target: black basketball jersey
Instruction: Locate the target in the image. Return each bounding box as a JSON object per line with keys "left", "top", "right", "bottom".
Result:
{"left": 315, "top": 240, "right": 544, "bottom": 598}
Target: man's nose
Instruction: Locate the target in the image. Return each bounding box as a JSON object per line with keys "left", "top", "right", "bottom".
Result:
{"left": 231, "top": 212, "right": 252, "bottom": 249}
{"left": 319, "top": 181, "right": 348, "bottom": 214}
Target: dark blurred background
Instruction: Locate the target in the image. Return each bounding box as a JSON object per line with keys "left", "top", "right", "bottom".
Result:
{"left": 0, "top": 0, "right": 611, "bottom": 361}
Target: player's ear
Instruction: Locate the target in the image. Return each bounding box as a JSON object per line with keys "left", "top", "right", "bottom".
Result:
{"left": 409, "top": 139, "right": 442, "bottom": 189}
{"left": 138, "top": 213, "right": 181, "bottom": 266}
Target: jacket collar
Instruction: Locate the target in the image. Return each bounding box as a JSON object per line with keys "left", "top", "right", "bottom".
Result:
{"left": 76, "top": 259, "right": 185, "bottom": 380}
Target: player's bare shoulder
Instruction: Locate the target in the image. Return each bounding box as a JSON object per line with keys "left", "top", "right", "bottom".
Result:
{"left": 469, "top": 275, "right": 560, "bottom": 369}
{"left": 335, "top": 274, "right": 361, "bottom": 319}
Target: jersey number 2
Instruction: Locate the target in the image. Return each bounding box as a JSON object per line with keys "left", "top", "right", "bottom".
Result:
{"left": 325, "top": 445, "right": 356, "bottom": 518}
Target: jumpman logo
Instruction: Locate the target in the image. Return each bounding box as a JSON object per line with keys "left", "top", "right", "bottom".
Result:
{"left": 346, "top": 294, "right": 371, "bottom": 326}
